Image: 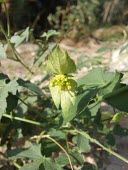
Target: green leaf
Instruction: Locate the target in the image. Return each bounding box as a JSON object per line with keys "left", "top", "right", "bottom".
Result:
{"left": 75, "top": 128, "right": 128, "bottom": 164}
{"left": 41, "top": 30, "right": 60, "bottom": 41}
{"left": 0, "top": 79, "right": 18, "bottom": 120}
{"left": 96, "top": 46, "right": 112, "bottom": 53}
{"left": 10, "top": 27, "right": 30, "bottom": 47}
{"left": 42, "top": 157, "right": 60, "bottom": 170}
{"left": 0, "top": 73, "right": 8, "bottom": 80}
{"left": 7, "top": 143, "right": 42, "bottom": 160}
{"left": 56, "top": 152, "right": 84, "bottom": 166}
{"left": 20, "top": 157, "right": 61, "bottom": 170}
{"left": 104, "top": 85, "right": 128, "bottom": 112}
{"left": 77, "top": 134, "right": 91, "bottom": 153}
{"left": 77, "top": 101, "right": 100, "bottom": 123}
{"left": 47, "top": 46, "right": 76, "bottom": 74}
{"left": 0, "top": 42, "right": 7, "bottom": 58}
{"left": 63, "top": 88, "right": 98, "bottom": 124}
{"left": 70, "top": 152, "right": 84, "bottom": 165}
{"left": 49, "top": 86, "right": 61, "bottom": 109}
{"left": 104, "top": 133, "right": 115, "bottom": 147}
{"left": 101, "top": 72, "right": 128, "bottom": 112}
{"left": 111, "top": 113, "right": 124, "bottom": 123}
{"left": 49, "top": 85, "right": 76, "bottom": 117}
{"left": 101, "top": 71, "right": 123, "bottom": 96}
{"left": 21, "top": 27, "right": 30, "bottom": 41}
{"left": 48, "top": 129, "right": 66, "bottom": 139}
{"left": 17, "top": 79, "right": 44, "bottom": 96}
{"left": 10, "top": 35, "right": 25, "bottom": 47}
{"left": 86, "top": 101, "right": 100, "bottom": 117}
{"left": 8, "top": 79, "right": 19, "bottom": 95}
{"left": 77, "top": 67, "right": 114, "bottom": 88}
{"left": 61, "top": 90, "right": 76, "bottom": 118}
{"left": 42, "top": 158, "right": 53, "bottom": 170}
{"left": 0, "top": 0, "right": 4, "bottom": 3}
{"left": 6, "top": 93, "right": 18, "bottom": 113}
{"left": 20, "top": 158, "right": 43, "bottom": 170}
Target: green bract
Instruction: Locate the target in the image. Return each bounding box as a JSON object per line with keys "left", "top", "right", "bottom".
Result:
{"left": 47, "top": 46, "right": 77, "bottom": 117}
{"left": 47, "top": 46, "right": 76, "bottom": 74}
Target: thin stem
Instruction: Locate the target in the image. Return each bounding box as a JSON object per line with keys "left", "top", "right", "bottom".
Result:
{"left": 13, "top": 49, "right": 34, "bottom": 74}
{"left": 0, "top": 21, "right": 8, "bottom": 38}
{"left": 18, "top": 97, "right": 47, "bottom": 120}
{"left": 65, "top": 134, "right": 70, "bottom": 151}
{"left": 31, "top": 135, "right": 74, "bottom": 170}
{"left": 7, "top": 55, "right": 18, "bottom": 61}
{"left": 74, "top": 127, "right": 128, "bottom": 164}
{"left": 3, "top": 113, "right": 44, "bottom": 126}
{"left": 13, "top": 162, "right": 21, "bottom": 169}
{"left": 0, "top": 22, "right": 33, "bottom": 74}
{"left": 3, "top": 2, "right": 10, "bottom": 38}
{"left": 45, "top": 135, "right": 74, "bottom": 170}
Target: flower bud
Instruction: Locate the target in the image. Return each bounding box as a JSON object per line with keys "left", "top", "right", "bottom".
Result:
{"left": 50, "top": 82, "right": 55, "bottom": 87}
{"left": 67, "top": 85, "right": 72, "bottom": 90}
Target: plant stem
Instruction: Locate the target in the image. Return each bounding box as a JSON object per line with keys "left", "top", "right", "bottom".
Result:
{"left": 32, "top": 135, "right": 74, "bottom": 170}
{"left": 3, "top": 2, "right": 10, "bottom": 38}
{"left": 45, "top": 135, "right": 74, "bottom": 170}
{"left": 0, "top": 22, "right": 33, "bottom": 74}
{"left": 13, "top": 49, "right": 34, "bottom": 74}
{"left": 13, "top": 162, "right": 21, "bottom": 169}
{"left": 65, "top": 134, "right": 70, "bottom": 151}
{"left": 3, "top": 113, "right": 44, "bottom": 126}
{"left": 18, "top": 97, "right": 47, "bottom": 120}
{"left": 74, "top": 127, "right": 128, "bottom": 164}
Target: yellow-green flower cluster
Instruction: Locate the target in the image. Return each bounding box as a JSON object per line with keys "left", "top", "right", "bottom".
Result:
{"left": 50, "top": 75, "right": 72, "bottom": 91}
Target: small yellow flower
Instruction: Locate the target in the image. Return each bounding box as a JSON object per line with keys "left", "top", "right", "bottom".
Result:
{"left": 50, "top": 74, "right": 76, "bottom": 91}
{"left": 67, "top": 85, "right": 72, "bottom": 90}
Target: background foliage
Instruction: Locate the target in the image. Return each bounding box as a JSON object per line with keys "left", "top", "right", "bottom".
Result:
{"left": 1, "top": 0, "right": 128, "bottom": 37}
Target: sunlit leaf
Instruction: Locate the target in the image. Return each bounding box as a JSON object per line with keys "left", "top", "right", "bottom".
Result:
{"left": 56, "top": 152, "right": 84, "bottom": 166}
{"left": 10, "top": 27, "right": 30, "bottom": 47}
{"left": 77, "top": 67, "right": 114, "bottom": 88}
{"left": 47, "top": 46, "right": 76, "bottom": 74}
{"left": 41, "top": 30, "right": 60, "bottom": 41}
{"left": 49, "top": 85, "right": 61, "bottom": 109}
{"left": 77, "top": 134, "right": 91, "bottom": 153}
{"left": 111, "top": 113, "right": 124, "bottom": 123}
{"left": 20, "top": 158, "right": 43, "bottom": 170}
{"left": 63, "top": 88, "right": 98, "bottom": 124}
{"left": 0, "top": 79, "right": 18, "bottom": 120}
{"left": 60, "top": 90, "right": 76, "bottom": 118}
